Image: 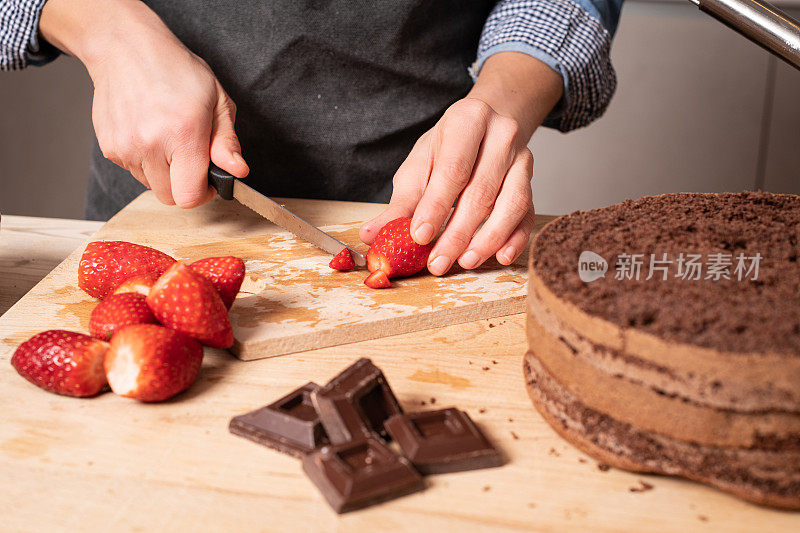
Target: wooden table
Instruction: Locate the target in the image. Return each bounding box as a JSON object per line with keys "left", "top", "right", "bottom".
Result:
{"left": 2, "top": 205, "right": 798, "bottom": 532}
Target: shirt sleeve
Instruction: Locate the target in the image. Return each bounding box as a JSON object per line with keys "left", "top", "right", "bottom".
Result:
{"left": 1, "top": 0, "right": 60, "bottom": 71}
{"left": 473, "top": 0, "right": 624, "bottom": 132}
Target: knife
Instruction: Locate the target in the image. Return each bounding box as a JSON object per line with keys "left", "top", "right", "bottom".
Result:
{"left": 208, "top": 164, "right": 366, "bottom": 267}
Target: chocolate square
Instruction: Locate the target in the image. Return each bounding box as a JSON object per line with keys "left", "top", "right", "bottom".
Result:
{"left": 229, "top": 382, "right": 329, "bottom": 457}
{"left": 311, "top": 358, "right": 403, "bottom": 444}
{"left": 302, "top": 436, "right": 424, "bottom": 513}
{"left": 384, "top": 408, "right": 503, "bottom": 474}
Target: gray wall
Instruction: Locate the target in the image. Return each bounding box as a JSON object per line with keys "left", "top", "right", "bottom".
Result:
{"left": 0, "top": 56, "right": 92, "bottom": 219}
{"left": 0, "top": 2, "right": 798, "bottom": 220}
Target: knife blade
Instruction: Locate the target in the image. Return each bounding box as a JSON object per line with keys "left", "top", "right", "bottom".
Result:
{"left": 208, "top": 164, "right": 366, "bottom": 267}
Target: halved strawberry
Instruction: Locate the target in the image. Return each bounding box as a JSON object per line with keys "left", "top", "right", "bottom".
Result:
{"left": 89, "top": 292, "right": 158, "bottom": 340}
{"left": 189, "top": 256, "right": 245, "bottom": 309}
{"left": 364, "top": 270, "right": 391, "bottom": 289}
{"left": 11, "top": 330, "right": 108, "bottom": 397}
{"left": 366, "top": 217, "right": 433, "bottom": 279}
{"left": 112, "top": 273, "right": 160, "bottom": 297}
{"left": 104, "top": 324, "right": 203, "bottom": 402}
{"left": 329, "top": 248, "right": 355, "bottom": 272}
{"left": 146, "top": 262, "right": 234, "bottom": 349}
{"left": 79, "top": 241, "right": 175, "bottom": 299}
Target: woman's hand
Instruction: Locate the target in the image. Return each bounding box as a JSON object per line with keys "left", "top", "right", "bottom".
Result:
{"left": 360, "top": 52, "right": 563, "bottom": 276}
{"left": 39, "top": 0, "right": 249, "bottom": 207}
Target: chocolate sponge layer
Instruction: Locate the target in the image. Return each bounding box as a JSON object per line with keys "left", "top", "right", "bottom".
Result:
{"left": 523, "top": 353, "right": 800, "bottom": 510}
{"left": 532, "top": 191, "right": 800, "bottom": 354}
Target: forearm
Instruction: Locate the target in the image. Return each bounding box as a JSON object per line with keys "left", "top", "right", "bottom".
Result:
{"left": 467, "top": 51, "right": 563, "bottom": 143}
{"left": 38, "top": 0, "right": 180, "bottom": 75}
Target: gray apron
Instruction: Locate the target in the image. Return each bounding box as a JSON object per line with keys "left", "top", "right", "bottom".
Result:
{"left": 86, "top": 0, "right": 497, "bottom": 220}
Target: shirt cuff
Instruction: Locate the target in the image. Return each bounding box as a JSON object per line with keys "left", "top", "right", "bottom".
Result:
{"left": 472, "top": 0, "right": 617, "bottom": 132}
{"left": 0, "top": 0, "right": 59, "bottom": 71}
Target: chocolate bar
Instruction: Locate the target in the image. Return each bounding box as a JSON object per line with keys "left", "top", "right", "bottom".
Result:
{"left": 229, "top": 382, "right": 329, "bottom": 457}
{"left": 302, "top": 436, "right": 425, "bottom": 513}
{"left": 384, "top": 408, "right": 504, "bottom": 474}
{"left": 311, "top": 358, "right": 403, "bottom": 444}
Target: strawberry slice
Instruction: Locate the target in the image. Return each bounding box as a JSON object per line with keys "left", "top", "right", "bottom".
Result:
{"left": 11, "top": 330, "right": 108, "bottom": 397}
{"left": 112, "top": 273, "right": 160, "bottom": 297}
{"left": 89, "top": 292, "right": 158, "bottom": 340}
{"left": 146, "top": 262, "right": 234, "bottom": 349}
{"left": 189, "top": 256, "right": 245, "bottom": 309}
{"left": 366, "top": 217, "right": 433, "bottom": 279}
{"left": 104, "top": 324, "right": 203, "bottom": 402}
{"left": 329, "top": 248, "right": 355, "bottom": 272}
{"left": 79, "top": 241, "right": 175, "bottom": 299}
{"left": 364, "top": 270, "right": 391, "bottom": 289}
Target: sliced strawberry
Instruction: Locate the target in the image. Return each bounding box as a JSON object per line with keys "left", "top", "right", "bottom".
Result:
{"left": 146, "top": 262, "right": 233, "bottom": 349}
{"left": 366, "top": 217, "right": 433, "bottom": 278}
{"left": 89, "top": 292, "right": 158, "bottom": 340}
{"left": 78, "top": 241, "right": 175, "bottom": 299}
{"left": 189, "top": 256, "right": 245, "bottom": 309}
{"left": 105, "top": 324, "right": 203, "bottom": 402}
{"left": 11, "top": 330, "right": 108, "bottom": 397}
{"left": 364, "top": 270, "right": 391, "bottom": 289}
{"left": 329, "top": 248, "right": 355, "bottom": 272}
{"left": 112, "top": 273, "right": 160, "bottom": 297}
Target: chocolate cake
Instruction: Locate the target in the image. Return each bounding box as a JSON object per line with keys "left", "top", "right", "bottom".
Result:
{"left": 525, "top": 191, "right": 800, "bottom": 509}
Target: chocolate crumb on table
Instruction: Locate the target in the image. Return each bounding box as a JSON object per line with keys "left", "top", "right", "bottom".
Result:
{"left": 597, "top": 463, "right": 611, "bottom": 472}
{"left": 629, "top": 480, "right": 654, "bottom": 493}
{"left": 483, "top": 485, "right": 491, "bottom": 492}
{"left": 510, "top": 431, "right": 519, "bottom": 440}
{"left": 698, "top": 515, "right": 709, "bottom": 522}
{"left": 478, "top": 408, "right": 487, "bottom": 414}
{"left": 482, "top": 367, "right": 490, "bottom": 371}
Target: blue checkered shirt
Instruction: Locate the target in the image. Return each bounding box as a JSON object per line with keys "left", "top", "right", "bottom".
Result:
{"left": 1, "top": 0, "right": 622, "bottom": 131}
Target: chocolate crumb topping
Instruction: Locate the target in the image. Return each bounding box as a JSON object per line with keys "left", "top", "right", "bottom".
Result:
{"left": 533, "top": 192, "right": 800, "bottom": 354}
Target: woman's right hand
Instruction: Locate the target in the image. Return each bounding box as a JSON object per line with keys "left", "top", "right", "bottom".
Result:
{"left": 39, "top": 0, "right": 249, "bottom": 207}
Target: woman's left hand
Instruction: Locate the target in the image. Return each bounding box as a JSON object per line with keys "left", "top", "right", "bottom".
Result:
{"left": 360, "top": 97, "right": 534, "bottom": 275}
{"left": 359, "top": 51, "right": 563, "bottom": 276}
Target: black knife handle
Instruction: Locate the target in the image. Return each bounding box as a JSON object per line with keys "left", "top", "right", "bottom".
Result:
{"left": 209, "top": 163, "right": 235, "bottom": 200}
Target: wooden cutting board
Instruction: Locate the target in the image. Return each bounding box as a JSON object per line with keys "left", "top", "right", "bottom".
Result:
{"left": 3, "top": 192, "right": 551, "bottom": 360}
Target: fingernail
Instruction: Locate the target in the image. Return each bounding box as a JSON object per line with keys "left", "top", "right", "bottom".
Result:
{"left": 413, "top": 222, "right": 434, "bottom": 244}
{"left": 428, "top": 255, "right": 450, "bottom": 276}
{"left": 459, "top": 250, "right": 480, "bottom": 269}
{"left": 499, "top": 245, "right": 517, "bottom": 264}
{"left": 232, "top": 152, "right": 247, "bottom": 168}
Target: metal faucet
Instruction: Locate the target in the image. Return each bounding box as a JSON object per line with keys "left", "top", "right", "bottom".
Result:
{"left": 689, "top": 0, "right": 800, "bottom": 69}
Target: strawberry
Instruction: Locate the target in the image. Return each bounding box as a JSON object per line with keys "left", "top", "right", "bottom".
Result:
{"left": 364, "top": 270, "right": 391, "bottom": 289}
{"left": 366, "top": 217, "right": 433, "bottom": 279}
{"left": 189, "top": 256, "right": 245, "bottom": 309}
{"left": 146, "top": 262, "right": 234, "bottom": 349}
{"left": 11, "top": 330, "right": 108, "bottom": 397}
{"left": 104, "top": 324, "right": 203, "bottom": 402}
{"left": 79, "top": 241, "right": 175, "bottom": 299}
{"left": 89, "top": 292, "right": 158, "bottom": 340}
{"left": 329, "top": 248, "right": 355, "bottom": 272}
{"left": 112, "top": 273, "right": 160, "bottom": 297}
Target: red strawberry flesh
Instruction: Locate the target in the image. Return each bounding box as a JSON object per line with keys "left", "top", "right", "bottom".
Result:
{"left": 364, "top": 270, "right": 391, "bottom": 289}
{"left": 366, "top": 217, "right": 433, "bottom": 278}
{"left": 104, "top": 324, "right": 203, "bottom": 402}
{"left": 89, "top": 292, "right": 158, "bottom": 340}
{"left": 79, "top": 241, "right": 175, "bottom": 299}
{"left": 189, "top": 256, "right": 245, "bottom": 309}
{"left": 11, "top": 330, "right": 108, "bottom": 397}
{"left": 146, "top": 262, "right": 234, "bottom": 349}
{"left": 329, "top": 248, "right": 355, "bottom": 272}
